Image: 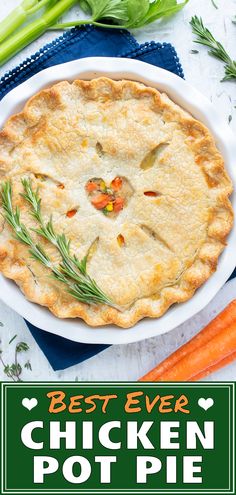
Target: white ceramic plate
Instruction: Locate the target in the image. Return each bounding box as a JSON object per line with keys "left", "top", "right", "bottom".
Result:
{"left": 0, "top": 57, "right": 236, "bottom": 345}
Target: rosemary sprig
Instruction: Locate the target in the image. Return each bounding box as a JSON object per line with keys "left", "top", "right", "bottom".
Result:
{"left": 1, "top": 182, "right": 52, "bottom": 267}
{"left": 190, "top": 16, "right": 236, "bottom": 82}
{"left": 21, "top": 178, "right": 88, "bottom": 277}
{"left": 1, "top": 181, "right": 115, "bottom": 308}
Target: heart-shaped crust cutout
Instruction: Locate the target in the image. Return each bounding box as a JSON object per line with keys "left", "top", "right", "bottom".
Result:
{"left": 85, "top": 176, "right": 133, "bottom": 217}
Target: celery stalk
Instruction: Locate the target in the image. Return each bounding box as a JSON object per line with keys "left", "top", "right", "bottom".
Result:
{"left": 0, "top": 6, "right": 27, "bottom": 44}
{"left": 0, "top": 0, "right": 77, "bottom": 67}
{"left": 0, "top": 0, "right": 54, "bottom": 44}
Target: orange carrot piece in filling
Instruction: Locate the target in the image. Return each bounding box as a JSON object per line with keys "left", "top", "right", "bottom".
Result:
{"left": 111, "top": 177, "right": 123, "bottom": 191}
{"left": 144, "top": 191, "right": 158, "bottom": 197}
{"left": 86, "top": 181, "right": 98, "bottom": 193}
{"left": 113, "top": 197, "right": 124, "bottom": 212}
{"left": 140, "top": 300, "right": 236, "bottom": 382}
{"left": 91, "top": 194, "right": 111, "bottom": 210}
{"left": 66, "top": 209, "right": 77, "bottom": 218}
{"left": 117, "top": 234, "right": 125, "bottom": 247}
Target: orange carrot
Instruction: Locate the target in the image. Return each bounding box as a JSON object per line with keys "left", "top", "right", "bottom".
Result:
{"left": 145, "top": 322, "right": 236, "bottom": 382}
{"left": 91, "top": 194, "right": 111, "bottom": 209}
{"left": 113, "top": 197, "right": 124, "bottom": 212}
{"left": 144, "top": 191, "right": 158, "bottom": 197}
{"left": 117, "top": 234, "right": 125, "bottom": 247}
{"left": 86, "top": 181, "right": 98, "bottom": 193}
{"left": 66, "top": 209, "right": 77, "bottom": 218}
{"left": 111, "top": 177, "right": 122, "bottom": 191}
{"left": 191, "top": 351, "right": 236, "bottom": 381}
{"left": 140, "top": 299, "right": 236, "bottom": 382}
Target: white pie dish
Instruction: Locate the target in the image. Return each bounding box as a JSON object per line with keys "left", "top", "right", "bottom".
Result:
{"left": 0, "top": 56, "right": 235, "bottom": 345}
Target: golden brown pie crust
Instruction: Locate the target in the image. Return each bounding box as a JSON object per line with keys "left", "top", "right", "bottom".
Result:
{"left": 0, "top": 78, "right": 233, "bottom": 327}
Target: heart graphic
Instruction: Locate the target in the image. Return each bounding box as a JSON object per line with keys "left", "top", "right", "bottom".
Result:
{"left": 198, "top": 398, "right": 214, "bottom": 411}
{"left": 85, "top": 176, "right": 133, "bottom": 217}
{"left": 22, "top": 398, "right": 38, "bottom": 411}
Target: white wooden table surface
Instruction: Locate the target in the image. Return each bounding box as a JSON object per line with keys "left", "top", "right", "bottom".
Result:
{"left": 0, "top": 0, "right": 236, "bottom": 382}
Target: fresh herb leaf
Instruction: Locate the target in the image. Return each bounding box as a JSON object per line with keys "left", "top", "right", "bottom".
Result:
{"left": 190, "top": 16, "right": 236, "bottom": 82}
{"left": 10, "top": 362, "right": 22, "bottom": 376}
{"left": 190, "top": 49, "right": 199, "bottom": 54}
{"left": 133, "top": 0, "right": 189, "bottom": 28}
{"left": 80, "top": 0, "right": 91, "bottom": 15}
{"left": 16, "top": 342, "right": 29, "bottom": 353}
{"left": 81, "top": 0, "right": 129, "bottom": 23}
{"left": 126, "top": 0, "right": 149, "bottom": 27}
{"left": 24, "top": 360, "right": 32, "bottom": 371}
{"left": 9, "top": 334, "right": 17, "bottom": 345}
{"left": 4, "top": 365, "right": 12, "bottom": 378}
{"left": 211, "top": 0, "right": 218, "bottom": 8}
{"left": 53, "top": 0, "right": 189, "bottom": 30}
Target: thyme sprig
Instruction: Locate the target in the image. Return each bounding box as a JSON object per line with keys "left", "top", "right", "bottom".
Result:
{"left": 0, "top": 335, "right": 30, "bottom": 382}
{"left": 190, "top": 16, "right": 236, "bottom": 82}
{"left": 1, "top": 181, "right": 116, "bottom": 308}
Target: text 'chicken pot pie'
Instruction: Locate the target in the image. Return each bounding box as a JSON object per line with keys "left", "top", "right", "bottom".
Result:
{"left": 0, "top": 78, "right": 233, "bottom": 328}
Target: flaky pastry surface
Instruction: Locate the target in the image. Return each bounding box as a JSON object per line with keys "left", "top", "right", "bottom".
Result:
{"left": 0, "top": 78, "right": 233, "bottom": 327}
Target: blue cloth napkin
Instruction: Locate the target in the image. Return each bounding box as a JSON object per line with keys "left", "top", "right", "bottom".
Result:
{"left": 0, "top": 27, "right": 184, "bottom": 97}
{"left": 0, "top": 26, "right": 188, "bottom": 371}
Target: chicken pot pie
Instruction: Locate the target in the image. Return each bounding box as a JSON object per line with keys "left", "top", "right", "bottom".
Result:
{"left": 0, "top": 78, "right": 233, "bottom": 328}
